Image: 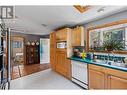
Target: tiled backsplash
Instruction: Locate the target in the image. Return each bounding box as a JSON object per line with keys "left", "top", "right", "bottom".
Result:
{"left": 93, "top": 52, "right": 127, "bottom": 62}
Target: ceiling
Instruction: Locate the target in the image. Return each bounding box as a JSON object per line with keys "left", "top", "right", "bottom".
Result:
{"left": 6, "top": 6, "right": 127, "bottom": 35}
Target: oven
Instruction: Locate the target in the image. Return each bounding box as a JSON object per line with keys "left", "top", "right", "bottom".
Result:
{"left": 71, "top": 60, "right": 88, "bottom": 89}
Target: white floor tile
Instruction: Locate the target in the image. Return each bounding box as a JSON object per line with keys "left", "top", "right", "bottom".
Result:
{"left": 10, "top": 69, "right": 82, "bottom": 89}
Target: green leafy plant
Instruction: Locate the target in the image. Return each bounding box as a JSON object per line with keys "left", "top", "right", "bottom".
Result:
{"left": 103, "top": 39, "right": 124, "bottom": 51}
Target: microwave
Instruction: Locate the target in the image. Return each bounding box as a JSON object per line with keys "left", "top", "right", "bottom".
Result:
{"left": 57, "top": 42, "right": 67, "bottom": 49}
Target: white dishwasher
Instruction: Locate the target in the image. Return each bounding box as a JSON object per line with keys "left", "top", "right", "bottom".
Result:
{"left": 71, "top": 60, "right": 88, "bottom": 89}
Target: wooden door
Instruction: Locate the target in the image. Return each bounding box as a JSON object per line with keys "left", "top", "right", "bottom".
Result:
{"left": 108, "top": 75, "right": 127, "bottom": 89}
{"left": 50, "top": 32, "right": 56, "bottom": 70}
{"left": 89, "top": 69, "right": 105, "bottom": 89}
{"left": 55, "top": 50, "right": 67, "bottom": 76}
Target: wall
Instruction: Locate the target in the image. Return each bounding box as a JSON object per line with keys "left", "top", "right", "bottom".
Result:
{"left": 84, "top": 10, "right": 127, "bottom": 42}
{"left": 10, "top": 32, "right": 50, "bottom": 64}
{"left": 11, "top": 32, "right": 49, "bottom": 44}
{"left": 83, "top": 10, "right": 127, "bottom": 55}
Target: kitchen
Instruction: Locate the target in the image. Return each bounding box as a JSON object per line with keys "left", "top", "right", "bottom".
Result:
{"left": 0, "top": 5, "right": 127, "bottom": 90}
{"left": 50, "top": 8, "right": 127, "bottom": 89}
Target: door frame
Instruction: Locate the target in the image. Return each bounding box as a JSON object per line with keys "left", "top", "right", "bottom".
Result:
{"left": 11, "top": 36, "right": 26, "bottom": 64}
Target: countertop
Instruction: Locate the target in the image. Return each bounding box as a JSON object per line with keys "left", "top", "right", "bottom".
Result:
{"left": 69, "top": 57, "right": 127, "bottom": 72}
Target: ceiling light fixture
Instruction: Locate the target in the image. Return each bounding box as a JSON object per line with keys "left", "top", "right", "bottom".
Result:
{"left": 41, "top": 24, "right": 47, "bottom": 27}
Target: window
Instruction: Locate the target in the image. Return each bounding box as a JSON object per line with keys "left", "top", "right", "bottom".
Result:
{"left": 89, "top": 27, "right": 127, "bottom": 51}
{"left": 13, "top": 41, "right": 23, "bottom": 48}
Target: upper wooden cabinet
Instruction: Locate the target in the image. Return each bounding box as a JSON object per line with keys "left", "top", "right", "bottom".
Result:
{"left": 71, "top": 26, "right": 84, "bottom": 46}
{"left": 56, "top": 28, "right": 68, "bottom": 42}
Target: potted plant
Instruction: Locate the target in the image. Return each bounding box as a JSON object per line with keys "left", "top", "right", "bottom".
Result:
{"left": 103, "top": 39, "right": 124, "bottom": 52}
{"left": 103, "top": 39, "right": 124, "bottom": 61}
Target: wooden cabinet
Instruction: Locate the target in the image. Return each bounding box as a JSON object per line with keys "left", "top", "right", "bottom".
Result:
{"left": 88, "top": 64, "right": 127, "bottom": 89}
{"left": 66, "top": 59, "right": 72, "bottom": 79}
{"left": 26, "top": 45, "right": 40, "bottom": 64}
{"left": 55, "top": 49, "right": 67, "bottom": 76}
{"left": 50, "top": 28, "right": 72, "bottom": 79}
{"left": 56, "top": 28, "right": 67, "bottom": 42}
{"left": 71, "top": 26, "right": 84, "bottom": 46}
{"left": 50, "top": 32, "right": 56, "bottom": 70}
{"left": 89, "top": 69, "right": 105, "bottom": 89}
{"left": 107, "top": 75, "right": 127, "bottom": 89}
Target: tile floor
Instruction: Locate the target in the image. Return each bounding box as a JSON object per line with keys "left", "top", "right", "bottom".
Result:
{"left": 11, "top": 69, "right": 82, "bottom": 89}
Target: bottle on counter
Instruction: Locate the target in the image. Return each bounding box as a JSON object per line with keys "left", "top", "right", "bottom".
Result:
{"left": 82, "top": 50, "right": 86, "bottom": 60}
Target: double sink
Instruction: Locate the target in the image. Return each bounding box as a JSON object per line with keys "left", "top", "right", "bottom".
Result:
{"left": 93, "top": 59, "right": 127, "bottom": 68}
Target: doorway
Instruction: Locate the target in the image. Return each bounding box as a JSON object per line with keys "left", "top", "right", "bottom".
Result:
{"left": 40, "top": 38, "right": 50, "bottom": 64}
{"left": 11, "top": 36, "right": 25, "bottom": 65}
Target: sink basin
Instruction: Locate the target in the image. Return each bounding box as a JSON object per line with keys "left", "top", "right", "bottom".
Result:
{"left": 93, "top": 59, "right": 127, "bottom": 68}
{"left": 93, "top": 59, "right": 107, "bottom": 64}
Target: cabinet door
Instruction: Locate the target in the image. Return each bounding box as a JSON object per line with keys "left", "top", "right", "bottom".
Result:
{"left": 72, "top": 28, "right": 81, "bottom": 46}
{"left": 56, "top": 29, "right": 67, "bottom": 41}
{"left": 71, "top": 27, "right": 84, "bottom": 46}
{"left": 66, "top": 59, "right": 72, "bottom": 80}
{"left": 108, "top": 75, "right": 127, "bottom": 89}
{"left": 89, "top": 69, "right": 105, "bottom": 89}
{"left": 56, "top": 50, "right": 67, "bottom": 76}
{"left": 50, "top": 32, "right": 56, "bottom": 70}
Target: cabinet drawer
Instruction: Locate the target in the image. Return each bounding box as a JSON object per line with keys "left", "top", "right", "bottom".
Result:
{"left": 88, "top": 64, "right": 105, "bottom": 72}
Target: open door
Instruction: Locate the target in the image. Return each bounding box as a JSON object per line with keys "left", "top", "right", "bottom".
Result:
{"left": 40, "top": 38, "right": 50, "bottom": 64}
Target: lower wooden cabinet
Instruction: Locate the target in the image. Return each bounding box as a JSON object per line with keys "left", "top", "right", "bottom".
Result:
{"left": 55, "top": 49, "right": 72, "bottom": 79}
{"left": 108, "top": 75, "right": 127, "bottom": 89}
{"left": 89, "top": 69, "right": 105, "bottom": 89}
{"left": 66, "top": 59, "right": 72, "bottom": 79}
{"left": 55, "top": 50, "right": 67, "bottom": 76}
{"left": 88, "top": 64, "right": 127, "bottom": 89}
